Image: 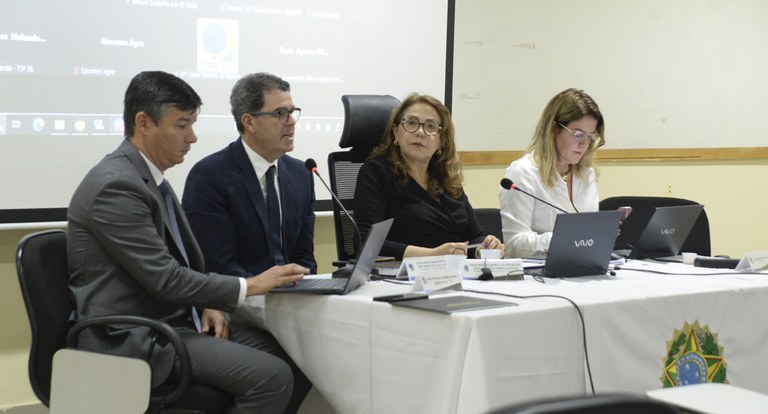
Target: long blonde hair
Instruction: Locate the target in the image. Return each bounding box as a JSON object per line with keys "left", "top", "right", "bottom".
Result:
{"left": 527, "top": 88, "right": 605, "bottom": 187}
{"left": 369, "top": 93, "right": 463, "bottom": 199}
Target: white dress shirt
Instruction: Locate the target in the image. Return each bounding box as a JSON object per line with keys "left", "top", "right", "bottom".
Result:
{"left": 499, "top": 153, "right": 599, "bottom": 258}
{"left": 241, "top": 139, "right": 282, "bottom": 225}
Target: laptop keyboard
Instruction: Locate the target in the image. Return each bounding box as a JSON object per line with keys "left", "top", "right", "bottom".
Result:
{"left": 298, "top": 278, "right": 347, "bottom": 289}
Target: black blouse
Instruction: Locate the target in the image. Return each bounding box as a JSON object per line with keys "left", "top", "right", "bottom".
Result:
{"left": 353, "top": 158, "right": 485, "bottom": 260}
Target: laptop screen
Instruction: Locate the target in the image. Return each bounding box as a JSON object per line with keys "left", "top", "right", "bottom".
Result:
{"left": 343, "top": 218, "right": 393, "bottom": 293}
{"left": 541, "top": 210, "right": 622, "bottom": 277}
{"left": 633, "top": 205, "right": 704, "bottom": 258}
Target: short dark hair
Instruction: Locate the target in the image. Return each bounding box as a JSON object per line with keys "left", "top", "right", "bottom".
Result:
{"left": 123, "top": 71, "right": 202, "bottom": 138}
{"left": 230, "top": 73, "right": 290, "bottom": 133}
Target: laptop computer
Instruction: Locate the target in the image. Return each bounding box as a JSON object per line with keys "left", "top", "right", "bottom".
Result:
{"left": 525, "top": 210, "right": 623, "bottom": 278}
{"left": 632, "top": 204, "right": 704, "bottom": 259}
{"left": 270, "top": 218, "right": 393, "bottom": 294}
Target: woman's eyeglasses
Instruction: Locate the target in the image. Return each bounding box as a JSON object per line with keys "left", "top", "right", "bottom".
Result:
{"left": 557, "top": 122, "right": 599, "bottom": 144}
{"left": 400, "top": 117, "right": 442, "bottom": 136}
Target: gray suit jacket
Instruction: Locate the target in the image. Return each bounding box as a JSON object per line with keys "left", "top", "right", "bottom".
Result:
{"left": 67, "top": 139, "right": 241, "bottom": 384}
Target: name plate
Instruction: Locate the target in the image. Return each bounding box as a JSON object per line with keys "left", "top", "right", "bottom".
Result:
{"left": 412, "top": 269, "right": 463, "bottom": 292}
{"left": 736, "top": 250, "right": 768, "bottom": 272}
{"left": 404, "top": 255, "right": 465, "bottom": 292}
{"left": 463, "top": 259, "right": 523, "bottom": 279}
{"left": 404, "top": 255, "right": 465, "bottom": 279}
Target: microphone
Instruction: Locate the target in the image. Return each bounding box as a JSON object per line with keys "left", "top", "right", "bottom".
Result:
{"left": 305, "top": 158, "right": 363, "bottom": 277}
{"left": 500, "top": 178, "right": 568, "bottom": 214}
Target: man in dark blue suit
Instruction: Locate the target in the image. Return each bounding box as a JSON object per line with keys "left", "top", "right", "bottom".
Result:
{"left": 183, "top": 73, "right": 317, "bottom": 283}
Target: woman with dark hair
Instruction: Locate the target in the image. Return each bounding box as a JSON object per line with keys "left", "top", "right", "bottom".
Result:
{"left": 354, "top": 93, "right": 503, "bottom": 260}
{"left": 500, "top": 88, "right": 605, "bottom": 258}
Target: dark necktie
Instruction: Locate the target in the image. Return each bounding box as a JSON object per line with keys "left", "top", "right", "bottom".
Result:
{"left": 265, "top": 166, "right": 286, "bottom": 265}
{"left": 159, "top": 180, "right": 201, "bottom": 332}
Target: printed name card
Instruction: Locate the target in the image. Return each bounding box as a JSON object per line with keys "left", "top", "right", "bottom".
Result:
{"left": 736, "top": 250, "right": 768, "bottom": 272}
{"left": 403, "top": 255, "right": 465, "bottom": 292}
{"left": 463, "top": 259, "right": 524, "bottom": 279}
{"left": 412, "top": 269, "right": 463, "bottom": 292}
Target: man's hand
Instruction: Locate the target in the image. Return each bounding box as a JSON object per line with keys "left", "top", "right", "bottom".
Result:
{"left": 246, "top": 264, "right": 310, "bottom": 296}
{"left": 201, "top": 308, "right": 229, "bottom": 339}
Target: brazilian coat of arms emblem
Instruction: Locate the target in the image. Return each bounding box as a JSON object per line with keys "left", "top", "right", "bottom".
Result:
{"left": 662, "top": 320, "right": 727, "bottom": 387}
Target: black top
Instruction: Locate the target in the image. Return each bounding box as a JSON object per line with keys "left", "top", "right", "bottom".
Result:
{"left": 353, "top": 158, "right": 485, "bottom": 260}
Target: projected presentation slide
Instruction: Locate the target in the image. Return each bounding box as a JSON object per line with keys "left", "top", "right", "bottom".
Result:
{"left": 0, "top": 0, "right": 449, "bottom": 214}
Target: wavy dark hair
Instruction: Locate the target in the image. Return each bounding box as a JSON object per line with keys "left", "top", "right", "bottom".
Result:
{"left": 368, "top": 93, "right": 463, "bottom": 199}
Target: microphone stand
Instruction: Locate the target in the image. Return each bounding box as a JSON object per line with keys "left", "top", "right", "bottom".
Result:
{"left": 306, "top": 159, "right": 363, "bottom": 277}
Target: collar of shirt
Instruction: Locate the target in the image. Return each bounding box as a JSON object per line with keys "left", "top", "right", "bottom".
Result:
{"left": 138, "top": 151, "right": 165, "bottom": 188}
{"left": 241, "top": 138, "right": 279, "bottom": 196}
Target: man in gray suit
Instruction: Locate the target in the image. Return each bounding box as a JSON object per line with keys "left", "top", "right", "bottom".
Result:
{"left": 67, "top": 71, "right": 310, "bottom": 414}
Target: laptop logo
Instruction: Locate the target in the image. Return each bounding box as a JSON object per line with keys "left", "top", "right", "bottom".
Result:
{"left": 574, "top": 239, "right": 594, "bottom": 247}
{"left": 661, "top": 228, "right": 676, "bottom": 235}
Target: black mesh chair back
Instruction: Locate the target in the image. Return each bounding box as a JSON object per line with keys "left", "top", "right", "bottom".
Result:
{"left": 16, "top": 230, "right": 230, "bottom": 414}
{"left": 475, "top": 208, "right": 503, "bottom": 241}
{"left": 488, "top": 393, "right": 682, "bottom": 414}
{"left": 328, "top": 94, "right": 400, "bottom": 261}
{"left": 328, "top": 151, "right": 367, "bottom": 261}
{"left": 16, "top": 230, "right": 69, "bottom": 406}
{"left": 599, "top": 196, "right": 711, "bottom": 256}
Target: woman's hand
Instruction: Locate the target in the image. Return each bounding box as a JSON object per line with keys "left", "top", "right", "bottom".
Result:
{"left": 474, "top": 235, "right": 504, "bottom": 258}
{"left": 432, "top": 241, "right": 470, "bottom": 256}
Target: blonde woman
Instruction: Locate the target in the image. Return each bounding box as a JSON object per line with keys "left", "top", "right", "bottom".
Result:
{"left": 500, "top": 88, "right": 605, "bottom": 258}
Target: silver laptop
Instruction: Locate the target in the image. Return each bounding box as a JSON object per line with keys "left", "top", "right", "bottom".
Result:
{"left": 270, "top": 218, "right": 392, "bottom": 294}
{"left": 526, "top": 211, "right": 622, "bottom": 278}
{"left": 633, "top": 205, "right": 704, "bottom": 259}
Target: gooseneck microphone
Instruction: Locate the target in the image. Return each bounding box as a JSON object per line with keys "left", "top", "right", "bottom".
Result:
{"left": 305, "top": 158, "right": 364, "bottom": 259}
{"left": 500, "top": 178, "right": 568, "bottom": 214}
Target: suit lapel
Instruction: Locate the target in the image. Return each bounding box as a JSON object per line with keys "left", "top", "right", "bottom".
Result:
{"left": 119, "top": 139, "right": 204, "bottom": 270}
{"left": 232, "top": 139, "right": 271, "bottom": 236}
{"left": 277, "top": 159, "right": 296, "bottom": 234}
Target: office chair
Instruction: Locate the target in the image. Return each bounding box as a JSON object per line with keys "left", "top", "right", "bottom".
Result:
{"left": 475, "top": 208, "right": 504, "bottom": 241}
{"left": 328, "top": 94, "right": 400, "bottom": 262}
{"left": 16, "top": 230, "right": 230, "bottom": 414}
{"left": 488, "top": 393, "right": 682, "bottom": 414}
{"left": 599, "top": 196, "right": 711, "bottom": 256}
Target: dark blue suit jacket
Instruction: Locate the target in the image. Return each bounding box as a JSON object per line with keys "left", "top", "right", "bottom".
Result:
{"left": 182, "top": 139, "right": 317, "bottom": 276}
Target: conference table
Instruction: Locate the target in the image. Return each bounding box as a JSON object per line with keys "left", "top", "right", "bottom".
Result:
{"left": 260, "top": 260, "right": 768, "bottom": 413}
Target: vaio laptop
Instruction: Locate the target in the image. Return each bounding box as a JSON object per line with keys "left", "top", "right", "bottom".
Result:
{"left": 525, "top": 211, "right": 623, "bottom": 278}
{"left": 632, "top": 205, "right": 704, "bottom": 259}
{"left": 270, "top": 218, "right": 392, "bottom": 294}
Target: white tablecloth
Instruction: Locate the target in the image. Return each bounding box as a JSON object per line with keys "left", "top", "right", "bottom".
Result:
{"left": 262, "top": 262, "right": 768, "bottom": 413}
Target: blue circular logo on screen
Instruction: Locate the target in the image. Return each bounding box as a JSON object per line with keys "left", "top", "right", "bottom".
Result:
{"left": 202, "top": 23, "right": 228, "bottom": 54}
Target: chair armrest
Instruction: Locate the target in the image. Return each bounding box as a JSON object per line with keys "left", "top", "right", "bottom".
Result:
{"left": 65, "top": 315, "right": 190, "bottom": 407}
